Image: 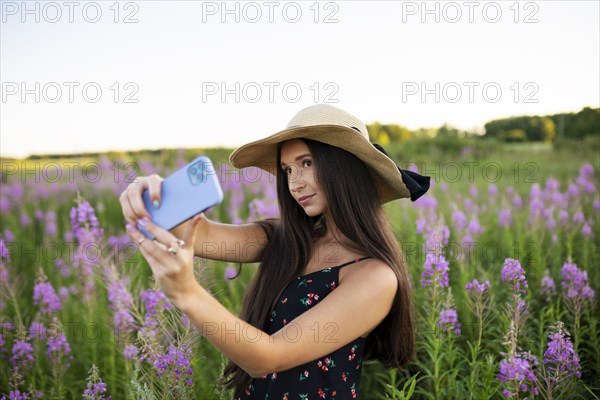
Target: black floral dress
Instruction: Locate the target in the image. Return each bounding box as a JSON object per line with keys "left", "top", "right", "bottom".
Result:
{"left": 235, "top": 256, "right": 373, "bottom": 400}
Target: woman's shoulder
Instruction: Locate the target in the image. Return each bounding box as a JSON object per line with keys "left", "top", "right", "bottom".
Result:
{"left": 339, "top": 257, "right": 397, "bottom": 286}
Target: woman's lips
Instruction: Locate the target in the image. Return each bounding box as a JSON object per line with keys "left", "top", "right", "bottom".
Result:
{"left": 299, "top": 194, "right": 315, "bottom": 205}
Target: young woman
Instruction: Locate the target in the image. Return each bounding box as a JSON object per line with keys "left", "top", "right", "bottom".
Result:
{"left": 120, "top": 104, "right": 430, "bottom": 399}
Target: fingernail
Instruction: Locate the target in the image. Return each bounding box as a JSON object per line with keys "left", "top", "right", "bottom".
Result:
{"left": 125, "top": 223, "right": 135, "bottom": 233}
{"left": 138, "top": 217, "right": 151, "bottom": 228}
{"left": 153, "top": 200, "right": 160, "bottom": 209}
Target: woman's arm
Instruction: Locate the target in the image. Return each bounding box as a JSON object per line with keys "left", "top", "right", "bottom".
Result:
{"left": 169, "top": 216, "right": 269, "bottom": 263}
{"left": 176, "top": 259, "right": 398, "bottom": 378}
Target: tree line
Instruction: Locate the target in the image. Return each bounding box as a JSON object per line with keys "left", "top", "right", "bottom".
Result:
{"left": 367, "top": 106, "right": 599, "bottom": 143}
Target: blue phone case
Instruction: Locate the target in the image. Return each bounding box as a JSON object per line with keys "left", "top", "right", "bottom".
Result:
{"left": 136, "top": 155, "right": 224, "bottom": 239}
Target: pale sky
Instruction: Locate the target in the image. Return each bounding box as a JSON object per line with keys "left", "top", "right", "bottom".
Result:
{"left": 1, "top": 0, "right": 599, "bottom": 159}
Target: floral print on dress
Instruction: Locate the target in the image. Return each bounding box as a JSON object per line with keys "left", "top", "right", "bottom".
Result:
{"left": 234, "top": 256, "right": 372, "bottom": 400}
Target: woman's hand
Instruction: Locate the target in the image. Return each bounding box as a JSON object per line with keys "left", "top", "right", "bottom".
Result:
{"left": 125, "top": 215, "right": 204, "bottom": 309}
{"left": 119, "top": 174, "right": 204, "bottom": 309}
{"left": 119, "top": 174, "right": 164, "bottom": 227}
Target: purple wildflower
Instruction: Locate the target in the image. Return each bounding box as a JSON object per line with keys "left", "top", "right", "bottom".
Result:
{"left": 465, "top": 279, "right": 490, "bottom": 294}
{"left": 153, "top": 345, "right": 194, "bottom": 384}
{"left": 543, "top": 322, "right": 581, "bottom": 381}
{"left": 498, "top": 209, "right": 512, "bottom": 228}
{"left": 140, "top": 289, "right": 171, "bottom": 337}
{"left": 561, "top": 260, "right": 595, "bottom": 302}
{"left": 20, "top": 214, "right": 31, "bottom": 226}
{"left": 10, "top": 340, "right": 35, "bottom": 375}
{"left": 572, "top": 211, "right": 585, "bottom": 224}
{"left": 83, "top": 364, "right": 111, "bottom": 400}
{"left": 424, "top": 223, "right": 450, "bottom": 256}
{"left": 438, "top": 308, "right": 461, "bottom": 335}
{"left": 70, "top": 199, "right": 104, "bottom": 243}
{"left": 540, "top": 272, "right": 556, "bottom": 302}
{"left": 579, "top": 163, "right": 594, "bottom": 179}
{"left": 33, "top": 281, "right": 62, "bottom": 315}
{"left": 452, "top": 210, "right": 467, "bottom": 231}
{"left": 567, "top": 183, "right": 579, "bottom": 199}
{"left": 123, "top": 345, "right": 139, "bottom": 361}
{"left": 46, "top": 333, "right": 72, "bottom": 367}
{"left": 512, "top": 194, "right": 523, "bottom": 210}
{"left": 107, "top": 278, "right": 135, "bottom": 330}
{"left": 415, "top": 217, "right": 426, "bottom": 234}
{"left": 558, "top": 210, "right": 569, "bottom": 226}
{"left": 421, "top": 252, "right": 449, "bottom": 288}
{"left": 29, "top": 322, "right": 47, "bottom": 341}
{"left": 498, "top": 353, "right": 539, "bottom": 397}
{"left": 581, "top": 224, "right": 592, "bottom": 238}
{"left": 0, "top": 238, "right": 11, "bottom": 263}
{"left": 501, "top": 258, "right": 528, "bottom": 295}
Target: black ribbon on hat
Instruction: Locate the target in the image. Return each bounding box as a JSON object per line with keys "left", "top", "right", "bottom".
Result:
{"left": 373, "top": 143, "right": 431, "bottom": 202}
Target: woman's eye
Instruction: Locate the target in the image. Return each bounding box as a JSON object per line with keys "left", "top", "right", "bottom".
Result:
{"left": 303, "top": 159, "right": 312, "bottom": 167}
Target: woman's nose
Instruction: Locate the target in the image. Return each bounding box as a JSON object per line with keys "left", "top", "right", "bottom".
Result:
{"left": 288, "top": 167, "right": 306, "bottom": 191}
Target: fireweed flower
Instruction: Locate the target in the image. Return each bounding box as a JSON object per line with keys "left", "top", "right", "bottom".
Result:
{"left": 423, "top": 222, "right": 450, "bottom": 257}
{"left": 543, "top": 322, "right": 581, "bottom": 381}
{"left": 69, "top": 198, "right": 104, "bottom": 241}
{"left": 140, "top": 289, "right": 171, "bottom": 337}
{"left": 497, "top": 352, "right": 539, "bottom": 398}
{"left": 561, "top": 260, "right": 595, "bottom": 303}
{"left": 540, "top": 271, "right": 556, "bottom": 302}
{"left": 438, "top": 308, "right": 461, "bottom": 335}
{"left": 0, "top": 238, "right": 11, "bottom": 263}
{"left": 28, "top": 321, "right": 47, "bottom": 342}
{"left": 498, "top": 209, "right": 513, "bottom": 228}
{"left": 83, "top": 364, "right": 111, "bottom": 400}
{"left": 46, "top": 333, "right": 72, "bottom": 368}
{"left": 581, "top": 223, "right": 593, "bottom": 238}
{"left": 123, "top": 344, "right": 139, "bottom": 361}
{"left": 421, "top": 252, "right": 449, "bottom": 288}
{"left": 70, "top": 198, "right": 104, "bottom": 298}
{"left": 572, "top": 211, "right": 585, "bottom": 224}
{"left": 512, "top": 194, "right": 523, "bottom": 210}
{"left": 107, "top": 277, "right": 136, "bottom": 332}
{"left": 465, "top": 279, "right": 490, "bottom": 294}
{"left": 10, "top": 340, "right": 35, "bottom": 380}
{"left": 501, "top": 258, "right": 528, "bottom": 295}
{"left": 153, "top": 344, "right": 193, "bottom": 385}
{"left": 33, "top": 281, "right": 61, "bottom": 315}
{"left": 452, "top": 210, "right": 467, "bottom": 231}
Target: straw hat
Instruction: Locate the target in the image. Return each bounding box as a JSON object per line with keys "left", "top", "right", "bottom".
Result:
{"left": 229, "top": 104, "right": 430, "bottom": 204}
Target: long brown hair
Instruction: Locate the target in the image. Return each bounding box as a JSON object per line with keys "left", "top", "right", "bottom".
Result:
{"left": 217, "top": 138, "right": 415, "bottom": 396}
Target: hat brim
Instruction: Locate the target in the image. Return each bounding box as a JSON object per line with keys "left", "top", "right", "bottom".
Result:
{"left": 229, "top": 125, "right": 411, "bottom": 204}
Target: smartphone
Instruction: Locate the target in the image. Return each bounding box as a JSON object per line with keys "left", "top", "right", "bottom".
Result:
{"left": 136, "top": 155, "right": 224, "bottom": 239}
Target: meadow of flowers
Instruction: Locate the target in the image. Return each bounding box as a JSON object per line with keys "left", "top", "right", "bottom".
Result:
{"left": 0, "top": 143, "right": 598, "bottom": 399}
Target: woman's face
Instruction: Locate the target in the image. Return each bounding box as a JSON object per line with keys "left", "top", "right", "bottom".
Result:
{"left": 280, "top": 139, "right": 328, "bottom": 217}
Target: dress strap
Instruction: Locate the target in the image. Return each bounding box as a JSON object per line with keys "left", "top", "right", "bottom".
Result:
{"left": 336, "top": 256, "right": 373, "bottom": 269}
